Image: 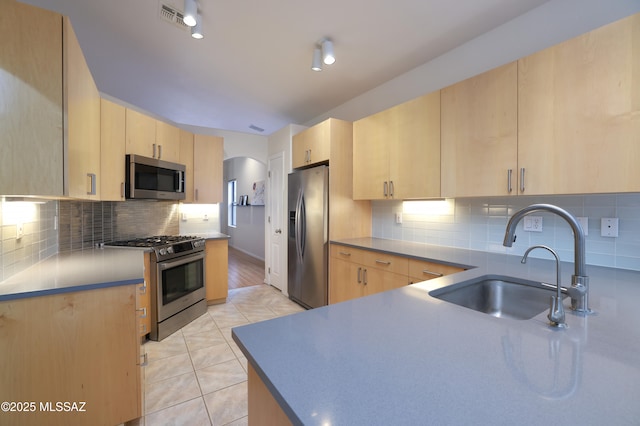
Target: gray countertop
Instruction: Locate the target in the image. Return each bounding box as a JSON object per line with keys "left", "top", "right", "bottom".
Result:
{"left": 185, "top": 232, "right": 230, "bottom": 241}
{"left": 0, "top": 247, "right": 145, "bottom": 301}
{"left": 232, "top": 238, "right": 640, "bottom": 425}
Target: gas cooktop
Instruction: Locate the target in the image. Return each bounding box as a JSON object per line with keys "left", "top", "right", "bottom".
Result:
{"left": 105, "top": 235, "right": 203, "bottom": 248}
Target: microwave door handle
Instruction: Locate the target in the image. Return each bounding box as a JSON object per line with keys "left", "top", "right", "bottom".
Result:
{"left": 176, "top": 170, "right": 184, "bottom": 193}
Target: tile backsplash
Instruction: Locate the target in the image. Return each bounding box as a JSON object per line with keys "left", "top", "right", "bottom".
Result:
{"left": 0, "top": 199, "right": 179, "bottom": 281}
{"left": 0, "top": 200, "right": 58, "bottom": 282}
{"left": 372, "top": 193, "right": 640, "bottom": 271}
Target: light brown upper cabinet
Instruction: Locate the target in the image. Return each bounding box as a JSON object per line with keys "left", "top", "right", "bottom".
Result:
{"left": 353, "top": 91, "right": 441, "bottom": 200}
{"left": 0, "top": 2, "right": 100, "bottom": 199}
{"left": 292, "top": 121, "right": 331, "bottom": 168}
{"left": 517, "top": 13, "right": 640, "bottom": 195}
{"left": 441, "top": 62, "right": 518, "bottom": 198}
{"left": 125, "top": 110, "right": 180, "bottom": 163}
{"left": 155, "top": 121, "right": 180, "bottom": 162}
{"left": 100, "top": 99, "right": 126, "bottom": 201}
{"left": 193, "top": 134, "right": 224, "bottom": 203}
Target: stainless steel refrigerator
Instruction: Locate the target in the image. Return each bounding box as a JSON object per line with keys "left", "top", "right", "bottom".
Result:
{"left": 288, "top": 165, "right": 328, "bottom": 309}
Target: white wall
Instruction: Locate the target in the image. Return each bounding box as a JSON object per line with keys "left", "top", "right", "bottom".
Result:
{"left": 307, "top": 0, "right": 640, "bottom": 126}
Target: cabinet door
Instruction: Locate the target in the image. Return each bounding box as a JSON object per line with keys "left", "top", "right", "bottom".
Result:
{"left": 363, "top": 268, "right": 408, "bottom": 296}
{"left": 292, "top": 120, "right": 330, "bottom": 168}
{"left": 155, "top": 120, "right": 180, "bottom": 162}
{"left": 329, "top": 256, "right": 364, "bottom": 304}
{"left": 179, "top": 129, "right": 195, "bottom": 203}
{"left": 390, "top": 92, "right": 441, "bottom": 199}
{"left": 65, "top": 17, "right": 101, "bottom": 200}
{"left": 353, "top": 108, "right": 393, "bottom": 200}
{"left": 206, "top": 239, "right": 229, "bottom": 303}
{"left": 126, "top": 109, "right": 156, "bottom": 157}
{"left": 100, "top": 99, "right": 126, "bottom": 201}
{"left": 193, "top": 134, "right": 224, "bottom": 203}
{"left": 0, "top": 285, "right": 141, "bottom": 425}
{"left": 518, "top": 14, "right": 640, "bottom": 195}
{"left": 0, "top": 2, "right": 64, "bottom": 196}
{"left": 441, "top": 62, "right": 518, "bottom": 198}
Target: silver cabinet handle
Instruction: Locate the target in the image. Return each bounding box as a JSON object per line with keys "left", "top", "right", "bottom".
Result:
{"left": 275, "top": 229, "right": 282, "bottom": 234}
{"left": 158, "top": 144, "right": 162, "bottom": 159}
{"left": 136, "top": 307, "right": 147, "bottom": 318}
{"left": 140, "top": 352, "right": 148, "bottom": 367}
{"left": 375, "top": 259, "right": 391, "bottom": 265}
{"left": 87, "top": 173, "right": 96, "bottom": 195}
{"left": 383, "top": 181, "right": 388, "bottom": 197}
{"left": 520, "top": 167, "right": 525, "bottom": 192}
{"left": 389, "top": 181, "right": 394, "bottom": 197}
{"left": 507, "top": 169, "right": 513, "bottom": 193}
{"left": 357, "top": 267, "right": 362, "bottom": 284}
{"left": 363, "top": 269, "right": 368, "bottom": 285}
{"left": 338, "top": 251, "right": 351, "bottom": 256}
{"left": 422, "top": 269, "right": 444, "bottom": 278}
{"left": 153, "top": 143, "right": 157, "bottom": 158}
{"left": 139, "top": 283, "right": 147, "bottom": 294}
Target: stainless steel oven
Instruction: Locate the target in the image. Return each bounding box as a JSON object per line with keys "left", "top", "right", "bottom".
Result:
{"left": 105, "top": 235, "right": 207, "bottom": 341}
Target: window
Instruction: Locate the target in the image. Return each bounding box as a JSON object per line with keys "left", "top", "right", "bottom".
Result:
{"left": 228, "top": 179, "right": 237, "bottom": 227}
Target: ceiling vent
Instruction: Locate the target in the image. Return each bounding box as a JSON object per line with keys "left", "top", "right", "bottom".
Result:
{"left": 249, "top": 124, "right": 265, "bottom": 133}
{"left": 159, "top": 2, "right": 189, "bottom": 31}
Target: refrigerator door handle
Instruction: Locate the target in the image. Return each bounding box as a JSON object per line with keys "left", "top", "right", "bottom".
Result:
{"left": 295, "top": 189, "right": 305, "bottom": 263}
{"left": 299, "top": 192, "right": 306, "bottom": 259}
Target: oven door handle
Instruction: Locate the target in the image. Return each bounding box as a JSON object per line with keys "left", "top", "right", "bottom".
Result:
{"left": 159, "top": 252, "right": 205, "bottom": 270}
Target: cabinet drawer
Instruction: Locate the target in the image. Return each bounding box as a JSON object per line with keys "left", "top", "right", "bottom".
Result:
{"left": 359, "top": 250, "right": 408, "bottom": 275}
{"left": 408, "top": 259, "right": 464, "bottom": 282}
{"left": 330, "top": 244, "right": 365, "bottom": 265}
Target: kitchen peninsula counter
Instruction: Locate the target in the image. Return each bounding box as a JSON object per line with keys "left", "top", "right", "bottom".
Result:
{"left": 233, "top": 238, "right": 640, "bottom": 425}
{"left": 0, "top": 247, "right": 144, "bottom": 301}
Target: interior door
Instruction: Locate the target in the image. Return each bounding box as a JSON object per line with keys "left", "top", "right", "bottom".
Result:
{"left": 267, "top": 152, "right": 285, "bottom": 292}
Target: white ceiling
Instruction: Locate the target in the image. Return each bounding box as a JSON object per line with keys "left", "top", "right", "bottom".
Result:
{"left": 22, "top": 0, "right": 551, "bottom": 135}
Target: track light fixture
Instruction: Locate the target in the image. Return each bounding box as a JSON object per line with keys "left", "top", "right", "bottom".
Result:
{"left": 183, "top": 0, "right": 197, "bottom": 27}
{"left": 311, "top": 47, "right": 323, "bottom": 71}
{"left": 321, "top": 38, "right": 335, "bottom": 65}
{"left": 191, "top": 13, "right": 204, "bottom": 39}
{"left": 311, "top": 37, "right": 335, "bottom": 71}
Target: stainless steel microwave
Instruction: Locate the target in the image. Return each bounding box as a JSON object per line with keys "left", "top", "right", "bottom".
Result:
{"left": 125, "top": 154, "right": 186, "bottom": 200}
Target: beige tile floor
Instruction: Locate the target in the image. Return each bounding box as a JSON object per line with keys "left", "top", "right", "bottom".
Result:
{"left": 138, "top": 284, "right": 304, "bottom": 426}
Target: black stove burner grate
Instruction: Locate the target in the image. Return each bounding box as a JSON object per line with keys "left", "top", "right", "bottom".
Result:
{"left": 106, "top": 235, "right": 201, "bottom": 248}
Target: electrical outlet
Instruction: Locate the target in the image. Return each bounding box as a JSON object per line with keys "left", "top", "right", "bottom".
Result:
{"left": 395, "top": 212, "right": 402, "bottom": 224}
{"left": 16, "top": 223, "right": 24, "bottom": 240}
{"left": 181, "top": 212, "right": 188, "bottom": 221}
{"left": 523, "top": 216, "right": 543, "bottom": 232}
{"left": 203, "top": 213, "right": 209, "bottom": 221}
{"left": 601, "top": 218, "right": 619, "bottom": 237}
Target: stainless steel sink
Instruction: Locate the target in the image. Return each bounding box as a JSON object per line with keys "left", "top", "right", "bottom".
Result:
{"left": 429, "top": 275, "right": 567, "bottom": 320}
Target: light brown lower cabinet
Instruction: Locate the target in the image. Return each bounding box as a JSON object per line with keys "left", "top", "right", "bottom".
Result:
{"left": 330, "top": 244, "right": 466, "bottom": 304}
{"left": 206, "top": 239, "right": 229, "bottom": 304}
{"left": 0, "top": 285, "right": 142, "bottom": 426}
{"left": 248, "top": 363, "right": 292, "bottom": 426}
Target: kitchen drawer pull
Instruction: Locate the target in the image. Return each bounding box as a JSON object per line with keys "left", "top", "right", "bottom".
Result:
{"left": 520, "top": 167, "right": 525, "bottom": 192}
{"left": 136, "top": 307, "right": 147, "bottom": 318}
{"left": 140, "top": 352, "right": 148, "bottom": 367}
{"left": 375, "top": 259, "right": 391, "bottom": 265}
{"left": 507, "top": 169, "right": 513, "bottom": 193}
{"left": 422, "top": 269, "right": 444, "bottom": 277}
{"left": 357, "top": 267, "right": 362, "bottom": 284}
{"left": 338, "top": 251, "right": 351, "bottom": 256}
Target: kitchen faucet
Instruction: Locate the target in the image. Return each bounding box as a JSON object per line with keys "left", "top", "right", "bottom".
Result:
{"left": 503, "top": 204, "right": 592, "bottom": 314}
{"left": 521, "top": 245, "right": 566, "bottom": 327}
